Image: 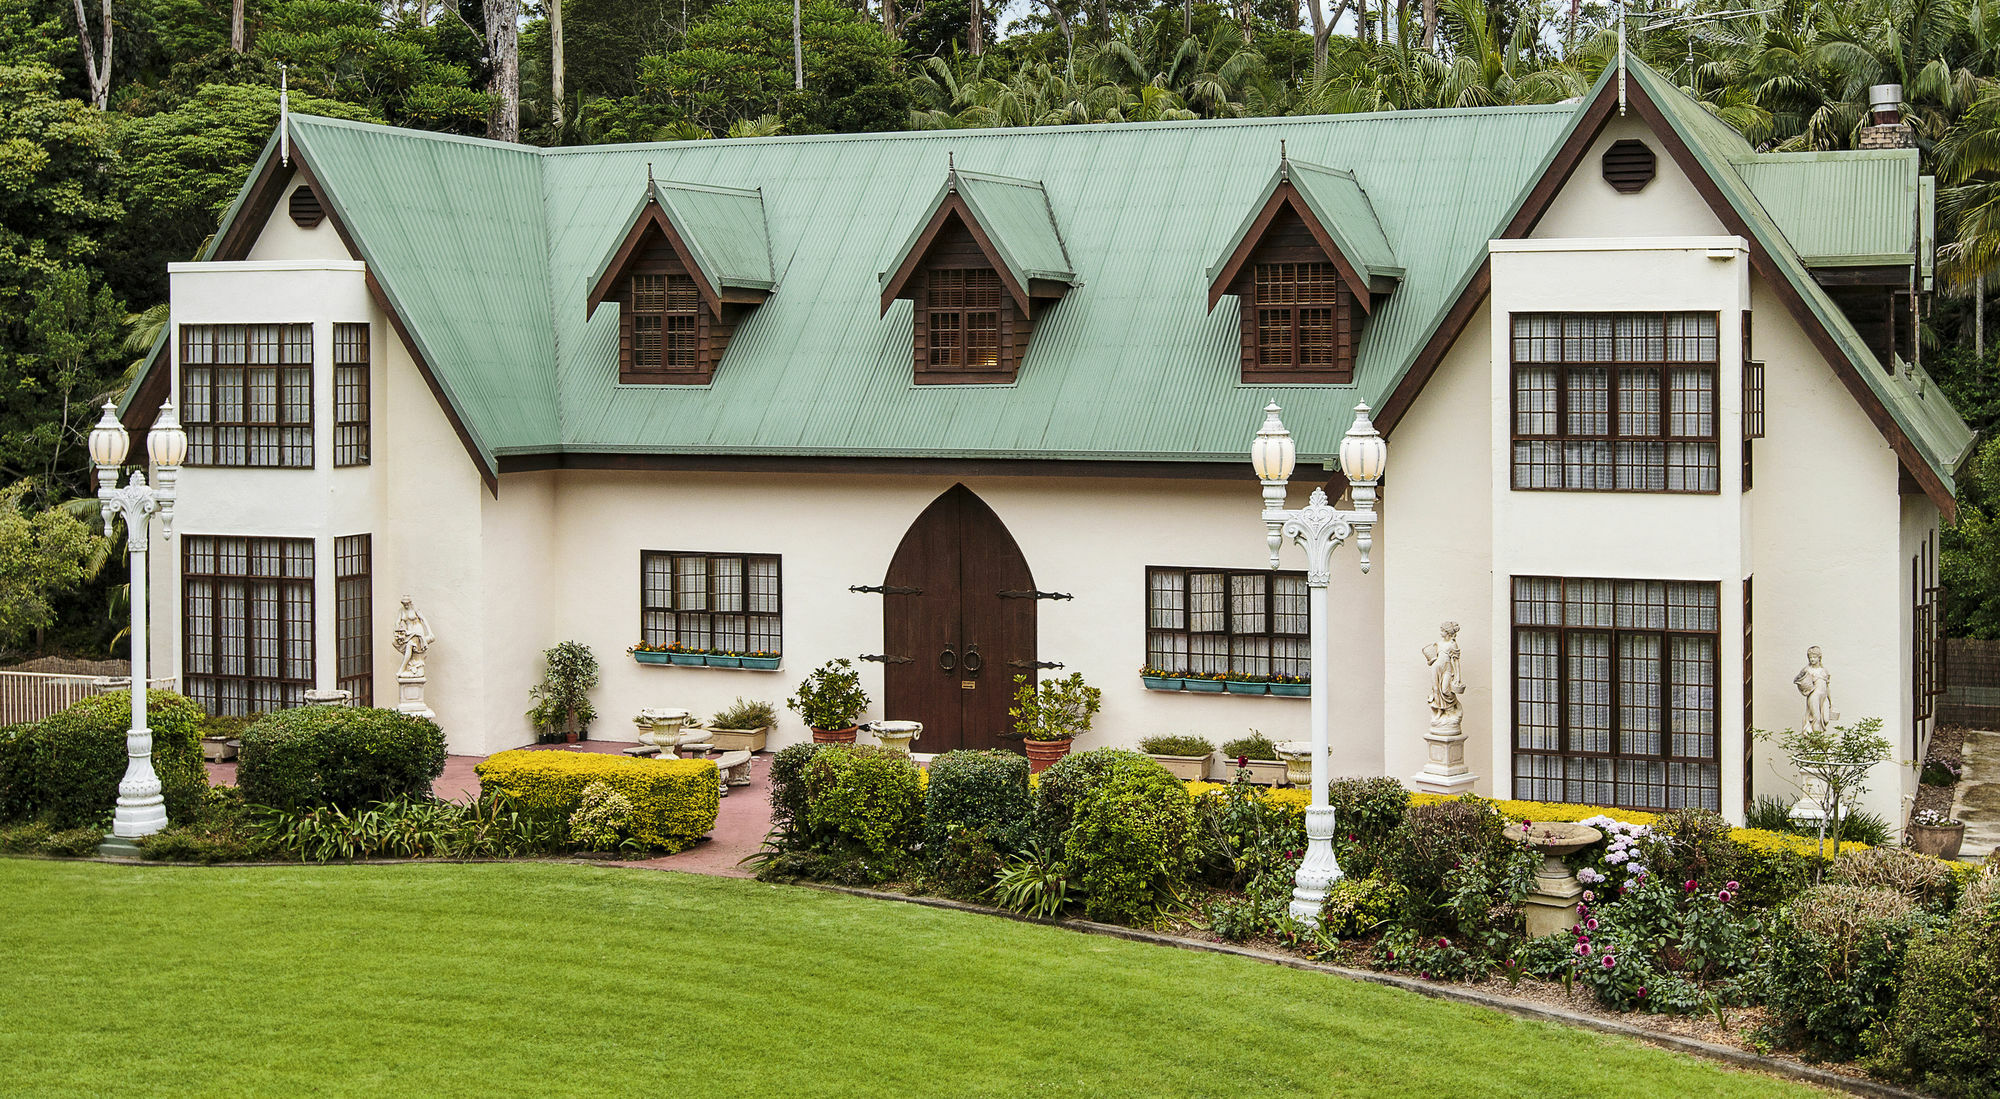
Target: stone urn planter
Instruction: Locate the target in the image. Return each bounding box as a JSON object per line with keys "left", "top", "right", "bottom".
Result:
{"left": 1507, "top": 820, "right": 1604, "bottom": 938}
{"left": 811, "top": 726, "right": 858, "bottom": 745}
{"left": 863, "top": 720, "right": 923, "bottom": 755}
{"left": 1910, "top": 817, "right": 1966, "bottom": 860}
{"left": 1274, "top": 741, "right": 1313, "bottom": 787}
{"left": 1024, "top": 737, "right": 1072, "bottom": 773}
{"left": 201, "top": 736, "right": 238, "bottom": 763}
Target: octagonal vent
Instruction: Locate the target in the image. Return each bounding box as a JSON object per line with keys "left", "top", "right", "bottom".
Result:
{"left": 1601, "top": 140, "right": 1657, "bottom": 194}
{"left": 289, "top": 184, "right": 325, "bottom": 228}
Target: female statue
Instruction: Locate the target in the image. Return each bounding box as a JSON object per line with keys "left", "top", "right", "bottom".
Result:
{"left": 1424, "top": 621, "right": 1465, "bottom": 734}
{"left": 1793, "top": 646, "right": 1833, "bottom": 733}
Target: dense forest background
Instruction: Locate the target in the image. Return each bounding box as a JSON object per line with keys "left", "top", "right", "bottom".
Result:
{"left": 8, "top": 0, "right": 2000, "bottom": 657}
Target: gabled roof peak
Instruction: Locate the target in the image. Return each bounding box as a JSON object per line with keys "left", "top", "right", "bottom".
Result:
{"left": 880, "top": 163, "right": 1075, "bottom": 314}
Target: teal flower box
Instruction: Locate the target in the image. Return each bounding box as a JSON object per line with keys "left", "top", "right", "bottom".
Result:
{"left": 1268, "top": 682, "right": 1311, "bottom": 697}
{"left": 705, "top": 654, "right": 743, "bottom": 668}
{"left": 632, "top": 650, "right": 673, "bottom": 666}
{"left": 1181, "top": 678, "right": 1226, "bottom": 692}
{"left": 668, "top": 652, "right": 706, "bottom": 666}
{"left": 1140, "top": 675, "right": 1179, "bottom": 691}
{"left": 741, "top": 655, "right": 781, "bottom": 670}
{"left": 1224, "top": 680, "right": 1268, "bottom": 695}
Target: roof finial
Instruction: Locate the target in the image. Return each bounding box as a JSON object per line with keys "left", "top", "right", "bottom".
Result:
{"left": 1278, "top": 138, "right": 1288, "bottom": 180}
{"left": 279, "top": 63, "right": 290, "bottom": 167}
{"left": 946, "top": 150, "right": 958, "bottom": 191}
{"left": 647, "top": 161, "right": 655, "bottom": 185}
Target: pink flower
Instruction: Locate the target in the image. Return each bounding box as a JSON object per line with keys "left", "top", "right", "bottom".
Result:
{"left": 1602, "top": 954, "right": 1616, "bottom": 969}
{"left": 1581, "top": 943, "right": 1595, "bottom": 956}
{"left": 1637, "top": 987, "right": 1646, "bottom": 998}
{"left": 1437, "top": 938, "right": 1449, "bottom": 949}
{"left": 1576, "top": 902, "right": 1588, "bottom": 915}
{"left": 1726, "top": 880, "right": 1740, "bottom": 891}
{"left": 1684, "top": 879, "right": 1698, "bottom": 893}
{"left": 1385, "top": 949, "right": 1395, "bottom": 961}
{"left": 1586, "top": 918, "right": 1599, "bottom": 931}
{"left": 1582, "top": 890, "right": 1595, "bottom": 902}
{"left": 1574, "top": 943, "right": 1589, "bottom": 956}
{"left": 1717, "top": 889, "right": 1734, "bottom": 903}
{"left": 1237, "top": 755, "right": 1248, "bottom": 768}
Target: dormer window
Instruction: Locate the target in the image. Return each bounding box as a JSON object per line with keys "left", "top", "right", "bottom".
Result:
{"left": 882, "top": 164, "right": 1076, "bottom": 385}
{"left": 587, "top": 178, "right": 775, "bottom": 386}
{"left": 1209, "top": 152, "right": 1401, "bottom": 386}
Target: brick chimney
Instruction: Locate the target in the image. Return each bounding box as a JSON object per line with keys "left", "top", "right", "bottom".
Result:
{"left": 1860, "top": 84, "right": 1915, "bottom": 149}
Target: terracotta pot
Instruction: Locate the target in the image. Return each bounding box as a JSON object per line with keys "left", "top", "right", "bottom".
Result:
{"left": 1910, "top": 820, "right": 1965, "bottom": 860}
{"left": 1024, "top": 737, "right": 1073, "bottom": 773}
{"left": 812, "top": 726, "right": 859, "bottom": 745}
{"left": 565, "top": 730, "right": 580, "bottom": 745}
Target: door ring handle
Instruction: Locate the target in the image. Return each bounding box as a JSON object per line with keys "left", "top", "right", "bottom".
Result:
{"left": 939, "top": 647, "right": 957, "bottom": 673}
{"left": 962, "top": 646, "right": 983, "bottom": 675}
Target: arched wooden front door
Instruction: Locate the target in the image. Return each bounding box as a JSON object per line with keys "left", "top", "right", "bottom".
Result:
{"left": 882, "top": 485, "right": 1037, "bottom": 753}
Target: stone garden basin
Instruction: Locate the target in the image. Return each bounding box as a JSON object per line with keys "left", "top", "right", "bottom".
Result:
{"left": 1506, "top": 820, "right": 1604, "bottom": 888}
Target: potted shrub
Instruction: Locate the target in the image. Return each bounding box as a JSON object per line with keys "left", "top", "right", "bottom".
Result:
{"left": 630, "top": 643, "right": 674, "bottom": 666}
{"left": 707, "top": 697, "right": 777, "bottom": 753}
{"left": 1268, "top": 673, "right": 1310, "bottom": 697}
{"left": 1214, "top": 730, "right": 1286, "bottom": 785}
{"left": 1909, "top": 807, "right": 1966, "bottom": 859}
{"left": 527, "top": 640, "right": 599, "bottom": 744}
{"left": 1139, "top": 733, "right": 1213, "bottom": 781}
{"left": 1010, "top": 672, "right": 1102, "bottom": 773}
{"left": 1181, "top": 671, "right": 1227, "bottom": 693}
{"left": 741, "top": 651, "right": 781, "bottom": 671}
{"left": 1224, "top": 673, "right": 1269, "bottom": 696}
{"left": 1140, "top": 666, "right": 1181, "bottom": 692}
{"left": 788, "top": 659, "right": 869, "bottom": 743}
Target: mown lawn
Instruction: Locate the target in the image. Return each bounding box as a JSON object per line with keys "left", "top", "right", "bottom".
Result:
{"left": 0, "top": 860, "right": 1814, "bottom": 1098}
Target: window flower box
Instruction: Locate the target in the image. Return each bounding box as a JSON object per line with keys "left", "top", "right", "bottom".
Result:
{"left": 741, "top": 653, "right": 781, "bottom": 670}
{"left": 1269, "top": 680, "right": 1310, "bottom": 697}
{"left": 1181, "top": 676, "right": 1227, "bottom": 692}
{"left": 1140, "top": 667, "right": 1181, "bottom": 691}
{"left": 632, "top": 650, "right": 674, "bottom": 666}
{"left": 1224, "top": 679, "right": 1268, "bottom": 695}
{"left": 669, "top": 652, "right": 705, "bottom": 666}
{"left": 705, "top": 654, "right": 743, "bottom": 668}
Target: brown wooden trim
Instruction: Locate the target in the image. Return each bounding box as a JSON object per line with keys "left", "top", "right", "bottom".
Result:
{"left": 495, "top": 452, "right": 1265, "bottom": 481}
{"left": 880, "top": 193, "right": 1033, "bottom": 316}
{"left": 587, "top": 203, "right": 728, "bottom": 318}
{"left": 208, "top": 140, "right": 295, "bottom": 265}
{"left": 120, "top": 340, "right": 172, "bottom": 439}
{"left": 1207, "top": 184, "right": 1372, "bottom": 314}
{"left": 1811, "top": 266, "right": 1917, "bottom": 287}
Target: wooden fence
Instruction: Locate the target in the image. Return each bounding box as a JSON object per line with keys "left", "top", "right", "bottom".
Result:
{"left": 0, "top": 670, "right": 178, "bottom": 726}
{"left": 1943, "top": 638, "right": 2000, "bottom": 729}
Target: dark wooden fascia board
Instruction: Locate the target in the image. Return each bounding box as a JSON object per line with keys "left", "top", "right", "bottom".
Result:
{"left": 1621, "top": 84, "right": 1956, "bottom": 521}
{"left": 585, "top": 204, "right": 727, "bottom": 317}
{"left": 879, "top": 193, "right": 1033, "bottom": 316}
{"left": 1811, "top": 265, "right": 1916, "bottom": 287}
{"left": 1206, "top": 184, "right": 1373, "bottom": 314}
{"left": 120, "top": 339, "right": 173, "bottom": 439}
{"left": 495, "top": 452, "right": 1267, "bottom": 481}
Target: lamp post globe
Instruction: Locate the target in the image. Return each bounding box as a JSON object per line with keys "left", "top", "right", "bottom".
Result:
{"left": 147, "top": 400, "right": 189, "bottom": 469}
{"left": 88, "top": 402, "right": 129, "bottom": 470}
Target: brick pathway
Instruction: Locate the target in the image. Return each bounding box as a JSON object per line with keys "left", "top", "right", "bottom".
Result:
{"left": 1952, "top": 728, "right": 2000, "bottom": 860}
{"left": 205, "top": 739, "right": 773, "bottom": 877}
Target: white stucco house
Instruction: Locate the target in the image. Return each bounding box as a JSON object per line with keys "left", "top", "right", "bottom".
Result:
{"left": 122, "top": 58, "right": 1970, "bottom": 830}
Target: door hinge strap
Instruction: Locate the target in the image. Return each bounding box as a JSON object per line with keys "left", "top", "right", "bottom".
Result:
{"left": 850, "top": 585, "right": 923, "bottom": 595}
{"left": 997, "top": 590, "right": 1073, "bottom": 601}
{"left": 1007, "top": 659, "right": 1066, "bottom": 670}
{"left": 857, "top": 654, "right": 913, "bottom": 664}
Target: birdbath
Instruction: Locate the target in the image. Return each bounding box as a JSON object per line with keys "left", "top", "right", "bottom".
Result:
{"left": 1274, "top": 741, "right": 1313, "bottom": 788}
{"left": 1506, "top": 820, "right": 1604, "bottom": 938}
{"left": 634, "top": 708, "right": 698, "bottom": 755}
{"left": 863, "top": 720, "right": 923, "bottom": 755}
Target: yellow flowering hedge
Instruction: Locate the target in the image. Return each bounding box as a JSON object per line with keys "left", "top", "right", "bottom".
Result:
{"left": 476, "top": 750, "right": 719, "bottom": 853}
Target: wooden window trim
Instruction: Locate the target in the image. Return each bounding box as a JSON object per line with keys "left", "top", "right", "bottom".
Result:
{"left": 1510, "top": 312, "right": 1721, "bottom": 495}
{"left": 179, "top": 324, "right": 315, "bottom": 468}
{"left": 333, "top": 323, "right": 370, "bottom": 467}
{"left": 1511, "top": 575, "right": 1723, "bottom": 813}
{"left": 335, "top": 534, "right": 373, "bottom": 706}
{"left": 1743, "top": 575, "right": 1754, "bottom": 809}
{"left": 1144, "top": 565, "right": 1311, "bottom": 681}
{"left": 182, "top": 535, "right": 315, "bottom": 716}
{"left": 908, "top": 217, "right": 1030, "bottom": 385}
{"left": 640, "top": 551, "right": 783, "bottom": 654}
{"left": 1913, "top": 533, "right": 1944, "bottom": 754}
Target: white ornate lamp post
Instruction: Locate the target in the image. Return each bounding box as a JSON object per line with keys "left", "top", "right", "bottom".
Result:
{"left": 1253, "top": 401, "right": 1387, "bottom": 924}
{"left": 88, "top": 399, "right": 187, "bottom": 841}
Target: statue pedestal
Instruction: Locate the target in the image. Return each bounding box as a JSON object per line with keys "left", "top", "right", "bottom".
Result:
{"left": 1412, "top": 720, "right": 1477, "bottom": 796}
{"left": 396, "top": 676, "right": 434, "bottom": 720}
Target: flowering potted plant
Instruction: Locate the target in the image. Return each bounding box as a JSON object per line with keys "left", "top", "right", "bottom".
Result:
{"left": 788, "top": 658, "right": 869, "bottom": 743}
{"left": 741, "top": 651, "right": 781, "bottom": 670}
{"left": 1140, "top": 666, "right": 1181, "bottom": 692}
{"left": 629, "top": 642, "right": 675, "bottom": 666}
{"left": 1909, "top": 807, "right": 1965, "bottom": 859}
{"left": 1138, "top": 733, "right": 1213, "bottom": 780}
{"left": 1010, "top": 672, "right": 1102, "bottom": 772}
{"left": 1268, "top": 673, "right": 1310, "bottom": 698}
{"left": 707, "top": 650, "right": 744, "bottom": 668}
{"left": 1181, "top": 670, "right": 1227, "bottom": 693}
{"left": 666, "top": 643, "right": 706, "bottom": 667}
{"left": 1213, "top": 730, "right": 1286, "bottom": 785}
{"left": 1224, "top": 672, "right": 1270, "bottom": 696}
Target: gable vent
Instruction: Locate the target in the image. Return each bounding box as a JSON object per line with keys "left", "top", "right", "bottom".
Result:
{"left": 1601, "top": 140, "right": 1657, "bottom": 194}
{"left": 289, "top": 185, "right": 325, "bottom": 228}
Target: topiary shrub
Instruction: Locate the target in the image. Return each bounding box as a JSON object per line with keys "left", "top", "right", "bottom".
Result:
{"left": 1866, "top": 878, "right": 2000, "bottom": 1095}
{"left": 925, "top": 749, "right": 1032, "bottom": 850}
{"left": 1032, "top": 747, "right": 1148, "bottom": 850}
{"left": 475, "top": 749, "right": 718, "bottom": 853}
{"left": 802, "top": 744, "right": 922, "bottom": 876}
{"left": 1763, "top": 884, "right": 1934, "bottom": 1060}
{"left": 238, "top": 706, "right": 446, "bottom": 812}
{"left": 0, "top": 690, "right": 206, "bottom": 828}
{"left": 765, "top": 742, "right": 824, "bottom": 847}
{"left": 1322, "top": 875, "right": 1404, "bottom": 939}
{"left": 1066, "top": 754, "right": 1198, "bottom": 925}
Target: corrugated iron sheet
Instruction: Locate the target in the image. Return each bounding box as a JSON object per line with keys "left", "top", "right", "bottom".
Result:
{"left": 1735, "top": 149, "right": 1919, "bottom": 265}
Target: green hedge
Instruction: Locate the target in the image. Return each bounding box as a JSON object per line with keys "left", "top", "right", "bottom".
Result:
{"left": 0, "top": 690, "right": 206, "bottom": 829}
{"left": 925, "top": 749, "right": 1031, "bottom": 851}
{"left": 237, "top": 707, "right": 447, "bottom": 812}
{"left": 1764, "top": 884, "right": 1934, "bottom": 1060}
{"left": 803, "top": 745, "right": 922, "bottom": 872}
{"left": 1067, "top": 754, "right": 1198, "bottom": 924}
{"left": 1032, "top": 747, "right": 1148, "bottom": 850}
{"left": 1867, "top": 877, "right": 2000, "bottom": 1095}
{"left": 475, "top": 749, "right": 719, "bottom": 853}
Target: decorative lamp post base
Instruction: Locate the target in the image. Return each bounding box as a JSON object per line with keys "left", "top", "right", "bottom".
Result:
{"left": 1413, "top": 722, "right": 1478, "bottom": 795}
{"left": 1288, "top": 805, "right": 1342, "bottom": 923}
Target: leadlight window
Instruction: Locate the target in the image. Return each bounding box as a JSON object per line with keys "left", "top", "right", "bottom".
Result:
{"left": 181, "top": 324, "right": 314, "bottom": 468}
{"left": 1511, "top": 313, "right": 1719, "bottom": 493}
{"left": 927, "top": 268, "right": 1002, "bottom": 371}
{"left": 640, "top": 552, "right": 781, "bottom": 653}
{"left": 336, "top": 534, "right": 373, "bottom": 706}
{"left": 1255, "top": 262, "right": 1340, "bottom": 371}
{"left": 1146, "top": 566, "right": 1309, "bottom": 679}
{"left": 630, "top": 273, "right": 701, "bottom": 374}
{"left": 1513, "top": 576, "right": 1720, "bottom": 812}
{"left": 183, "top": 535, "right": 314, "bottom": 716}
{"left": 334, "top": 323, "right": 370, "bottom": 467}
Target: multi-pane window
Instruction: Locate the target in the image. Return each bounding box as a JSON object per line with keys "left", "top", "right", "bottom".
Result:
{"left": 1513, "top": 576, "right": 1720, "bottom": 811}
{"left": 180, "top": 324, "right": 313, "bottom": 468}
{"left": 336, "top": 534, "right": 373, "bottom": 706}
{"left": 1255, "top": 263, "right": 1340, "bottom": 371}
{"left": 1742, "top": 311, "right": 1763, "bottom": 488}
{"left": 630, "top": 273, "right": 701, "bottom": 373}
{"left": 333, "top": 324, "right": 370, "bottom": 467}
{"left": 1146, "top": 567, "right": 1310, "bottom": 679}
{"left": 1913, "top": 533, "right": 1944, "bottom": 755}
{"left": 183, "top": 535, "right": 315, "bottom": 716}
{"left": 1512, "top": 313, "right": 1719, "bottom": 493}
{"left": 927, "top": 269, "right": 1002, "bottom": 371}
{"left": 640, "top": 552, "right": 781, "bottom": 653}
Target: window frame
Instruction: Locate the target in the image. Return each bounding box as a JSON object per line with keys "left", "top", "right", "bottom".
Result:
{"left": 182, "top": 534, "right": 316, "bottom": 716}
{"left": 1144, "top": 565, "right": 1311, "bottom": 681}
{"left": 335, "top": 534, "right": 373, "bottom": 707}
{"left": 1253, "top": 261, "right": 1343, "bottom": 374}
{"left": 922, "top": 267, "right": 1005, "bottom": 374}
{"left": 179, "top": 323, "right": 315, "bottom": 469}
{"left": 639, "top": 551, "right": 783, "bottom": 655}
{"left": 1510, "top": 575, "right": 1722, "bottom": 812}
{"left": 1509, "top": 312, "right": 1721, "bottom": 495}
{"left": 628, "top": 272, "right": 704, "bottom": 376}
{"left": 333, "top": 323, "right": 370, "bottom": 467}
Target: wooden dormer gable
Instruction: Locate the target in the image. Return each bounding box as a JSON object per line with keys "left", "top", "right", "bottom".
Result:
{"left": 587, "top": 178, "right": 775, "bottom": 384}
{"left": 880, "top": 164, "right": 1076, "bottom": 384}
{"left": 1207, "top": 153, "right": 1402, "bottom": 385}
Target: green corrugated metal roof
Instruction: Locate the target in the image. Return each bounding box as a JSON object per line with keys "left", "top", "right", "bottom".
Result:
{"left": 1621, "top": 60, "right": 1973, "bottom": 493}
{"left": 1205, "top": 155, "right": 1403, "bottom": 284}
{"left": 879, "top": 168, "right": 1075, "bottom": 291}
{"left": 655, "top": 179, "right": 776, "bottom": 291}
{"left": 1734, "top": 149, "right": 1921, "bottom": 267}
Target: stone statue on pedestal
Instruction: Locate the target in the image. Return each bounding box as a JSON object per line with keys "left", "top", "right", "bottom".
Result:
{"left": 393, "top": 597, "right": 436, "bottom": 720}
{"left": 1789, "top": 646, "right": 1841, "bottom": 824}
{"left": 1414, "top": 621, "right": 1477, "bottom": 795}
